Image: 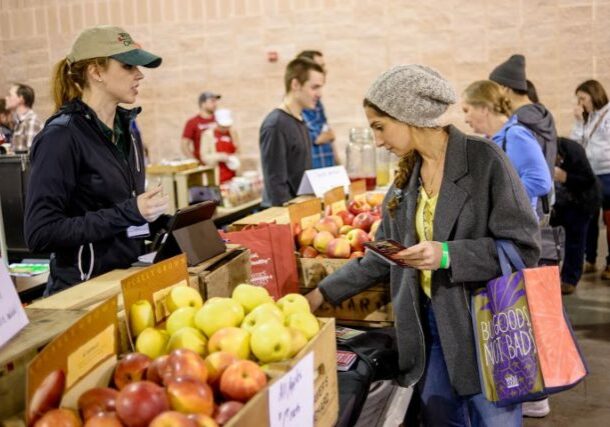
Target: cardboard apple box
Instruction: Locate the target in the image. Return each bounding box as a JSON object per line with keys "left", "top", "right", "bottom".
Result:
{"left": 26, "top": 297, "right": 120, "bottom": 420}
{"left": 121, "top": 253, "right": 193, "bottom": 350}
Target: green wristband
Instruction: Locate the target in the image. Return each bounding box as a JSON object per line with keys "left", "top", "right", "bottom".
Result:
{"left": 440, "top": 242, "right": 450, "bottom": 269}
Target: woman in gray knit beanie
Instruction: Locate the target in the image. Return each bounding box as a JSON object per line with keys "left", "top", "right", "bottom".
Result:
{"left": 308, "top": 65, "right": 539, "bottom": 426}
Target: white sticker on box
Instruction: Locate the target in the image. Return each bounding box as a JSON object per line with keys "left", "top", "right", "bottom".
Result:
{"left": 269, "top": 351, "right": 314, "bottom": 427}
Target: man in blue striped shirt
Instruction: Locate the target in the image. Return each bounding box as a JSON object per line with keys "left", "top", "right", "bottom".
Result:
{"left": 298, "top": 50, "right": 338, "bottom": 168}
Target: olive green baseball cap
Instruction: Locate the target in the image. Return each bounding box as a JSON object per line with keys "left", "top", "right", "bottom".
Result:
{"left": 66, "top": 25, "right": 162, "bottom": 68}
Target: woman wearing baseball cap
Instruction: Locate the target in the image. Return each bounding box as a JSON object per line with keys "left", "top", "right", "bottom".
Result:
{"left": 25, "top": 26, "right": 168, "bottom": 295}
{"left": 307, "top": 65, "right": 540, "bottom": 425}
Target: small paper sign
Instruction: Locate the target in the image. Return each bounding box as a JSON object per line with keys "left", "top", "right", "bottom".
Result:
{"left": 297, "top": 166, "right": 350, "bottom": 198}
{"left": 269, "top": 351, "right": 314, "bottom": 427}
{"left": 0, "top": 260, "right": 29, "bottom": 348}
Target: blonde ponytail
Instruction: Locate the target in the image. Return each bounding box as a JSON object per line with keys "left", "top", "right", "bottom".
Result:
{"left": 51, "top": 57, "right": 109, "bottom": 111}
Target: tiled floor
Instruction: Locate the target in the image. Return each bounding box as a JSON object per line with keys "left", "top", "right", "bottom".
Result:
{"left": 524, "top": 261, "right": 610, "bottom": 426}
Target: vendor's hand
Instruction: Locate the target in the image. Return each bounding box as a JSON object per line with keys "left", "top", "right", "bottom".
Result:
{"left": 394, "top": 241, "right": 443, "bottom": 270}
{"left": 573, "top": 104, "right": 584, "bottom": 121}
{"left": 554, "top": 166, "right": 567, "bottom": 183}
{"left": 306, "top": 288, "right": 325, "bottom": 312}
{"left": 137, "top": 186, "right": 169, "bottom": 222}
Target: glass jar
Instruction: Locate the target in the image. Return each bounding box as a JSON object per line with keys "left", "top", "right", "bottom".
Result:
{"left": 346, "top": 127, "right": 376, "bottom": 190}
{"left": 376, "top": 148, "right": 391, "bottom": 187}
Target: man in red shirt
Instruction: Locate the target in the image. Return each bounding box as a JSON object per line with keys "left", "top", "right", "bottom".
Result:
{"left": 181, "top": 91, "right": 220, "bottom": 162}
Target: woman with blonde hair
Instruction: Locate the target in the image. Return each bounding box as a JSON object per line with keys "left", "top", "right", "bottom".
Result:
{"left": 307, "top": 65, "right": 540, "bottom": 425}
{"left": 462, "top": 80, "right": 552, "bottom": 214}
{"left": 25, "top": 26, "right": 169, "bottom": 295}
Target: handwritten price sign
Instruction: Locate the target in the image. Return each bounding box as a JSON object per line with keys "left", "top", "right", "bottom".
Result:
{"left": 269, "top": 352, "right": 314, "bottom": 427}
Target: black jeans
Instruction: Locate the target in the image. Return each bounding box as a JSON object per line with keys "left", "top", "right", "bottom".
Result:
{"left": 586, "top": 173, "right": 610, "bottom": 266}
{"left": 554, "top": 207, "right": 593, "bottom": 285}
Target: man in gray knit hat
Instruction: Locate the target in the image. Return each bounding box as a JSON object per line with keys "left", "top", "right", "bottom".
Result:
{"left": 307, "top": 63, "right": 538, "bottom": 427}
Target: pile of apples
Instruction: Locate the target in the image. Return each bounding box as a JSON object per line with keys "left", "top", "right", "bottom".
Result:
{"left": 295, "top": 192, "right": 383, "bottom": 259}
{"left": 27, "top": 284, "right": 320, "bottom": 427}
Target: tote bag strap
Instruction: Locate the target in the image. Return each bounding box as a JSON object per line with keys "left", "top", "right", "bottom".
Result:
{"left": 496, "top": 239, "right": 526, "bottom": 275}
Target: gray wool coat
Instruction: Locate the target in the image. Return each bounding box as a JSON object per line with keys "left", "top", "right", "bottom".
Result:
{"left": 318, "top": 125, "right": 541, "bottom": 396}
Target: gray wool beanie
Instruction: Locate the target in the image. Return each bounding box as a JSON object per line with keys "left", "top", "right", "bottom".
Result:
{"left": 489, "top": 54, "right": 527, "bottom": 91}
{"left": 365, "top": 64, "right": 457, "bottom": 128}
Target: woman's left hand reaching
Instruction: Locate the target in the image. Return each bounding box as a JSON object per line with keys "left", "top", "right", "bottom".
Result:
{"left": 393, "top": 241, "right": 443, "bottom": 270}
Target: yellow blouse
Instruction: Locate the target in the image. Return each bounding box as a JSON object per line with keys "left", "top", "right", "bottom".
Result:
{"left": 415, "top": 187, "right": 438, "bottom": 298}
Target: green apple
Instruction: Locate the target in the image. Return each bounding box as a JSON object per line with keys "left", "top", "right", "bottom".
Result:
{"left": 285, "top": 312, "right": 320, "bottom": 340}
{"left": 208, "top": 327, "right": 251, "bottom": 360}
{"left": 241, "top": 303, "right": 284, "bottom": 333}
{"left": 129, "top": 299, "right": 155, "bottom": 337}
{"left": 287, "top": 327, "right": 308, "bottom": 358}
{"left": 166, "top": 306, "right": 197, "bottom": 335}
{"left": 231, "top": 284, "right": 273, "bottom": 313}
{"left": 166, "top": 286, "right": 203, "bottom": 313}
{"left": 194, "top": 298, "right": 244, "bottom": 338}
{"left": 276, "top": 293, "right": 311, "bottom": 316}
{"left": 250, "top": 322, "right": 292, "bottom": 363}
{"left": 135, "top": 327, "right": 169, "bottom": 359}
{"left": 167, "top": 326, "right": 208, "bottom": 356}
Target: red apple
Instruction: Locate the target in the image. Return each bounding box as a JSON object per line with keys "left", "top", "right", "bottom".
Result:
{"left": 166, "top": 377, "right": 214, "bottom": 415}
{"left": 113, "top": 353, "right": 152, "bottom": 390}
{"left": 219, "top": 360, "right": 267, "bottom": 402}
{"left": 162, "top": 348, "right": 208, "bottom": 385}
{"left": 314, "top": 217, "right": 339, "bottom": 236}
{"left": 27, "top": 369, "right": 66, "bottom": 426}
{"left": 313, "top": 230, "right": 334, "bottom": 253}
{"left": 297, "top": 227, "right": 317, "bottom": 248}
{"left": 213, "top": 401, "right": 244, "bottom": 426}
{"left": 204, "top": 351, "right": 238, "bottom": 388}
{"left": 336, "top": 210, "right": 355, "bottom": 226}
{"left": 326, "top": 238, "right": 351, "bottom": 259}
{"left": 83, "top": 412, "right": 122, "bottom": 427}
{"left": 115, "top": 381, "right": 169, "bottom": 427}
{"left": 352, "top": 212, "right": 375, "bottom": 232}
{"left": 33, "top": 408, "right": 82, "bottom": 427}
{"left": 150, "top": 411, "right": 197, "bottom": 427}
{"left": 299, "top": 246, "right": 319, "bottom": 258}
{"left": 188, "top": 413, "right": 219, "bottom": 427}
{"left": 350, "top": 251, "right": 365, "bottom": 259}
{"left": 348, "top": 199, "right": 371, "bottom": 215}
{"left": 346, "top": 228, "right": 371, "bottom": 252}
{"left": 77, "top": 387, "right": 118, "bottom": 421}
{"left": 146, "top": 355, "right": 169, "bottom": 385}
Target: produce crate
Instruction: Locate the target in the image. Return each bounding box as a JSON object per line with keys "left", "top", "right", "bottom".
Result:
{"left": 297, "top": 257, "right": 394, "bottom": 327}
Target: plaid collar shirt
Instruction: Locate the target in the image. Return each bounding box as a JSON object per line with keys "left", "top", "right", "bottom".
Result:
{"left": 12, "top": 109, "right": 43, "bottom": 150}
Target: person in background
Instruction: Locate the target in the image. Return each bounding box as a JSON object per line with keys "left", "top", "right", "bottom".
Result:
{"left": 4, "top": 82, "right": 43, "bottom": 152}
{"left": 181, "top": 91, "right": 220, "bottom": 162}
{"left": 200, "top": 108, "right": 240, "bottom": 183}
{"left": 25, "top": 25, "right": 169, "bottom": 295}
{"left": 462, "top": 80, "right": 552, "bottom": 213}
{"left": 569, "top": 80, "right": 610, "bottom": 279}
{"left": 259, "top": 57, "right": 324, "bottom": 207}
{"left": 297, "top": 50, "right": 338, "bottom": 168}
{"left": 0, "top": 99, "right": 12, "bottom": 147}
{"left": 489, "top": 54, "right": 557, "bottom": 219}
{"left": 528, "top": 80, "right": 599, "bottom": 295}
{"left": 307, "top": 64, "right": 540, "bottom": 426}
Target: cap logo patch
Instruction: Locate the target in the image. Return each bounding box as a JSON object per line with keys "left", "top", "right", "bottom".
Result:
{"left": 117, "top": 32, "right": 134, "bottom": 47}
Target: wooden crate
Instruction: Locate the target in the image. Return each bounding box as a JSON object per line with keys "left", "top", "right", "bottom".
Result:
{"left": 297, "top": 257, "right": 394, "bottom": 325}
{"left": 193, "top": 248, "right": 251, "bottom": 299}
{"left": 0, "top": 308, "right": 86, "bottom": 420}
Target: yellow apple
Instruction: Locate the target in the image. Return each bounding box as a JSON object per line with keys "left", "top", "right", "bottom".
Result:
{"left": 166, "top": 286, "right": 203, "bottom": 313}
{"left": 135, "top": 327, "right": 169, "bottom": 359}
{"left": 285, "top": 312, "right": 320, "bottom": 340}
{"left": 194, "top": 298, "right": 245, "bottom": 338}
{"left": 167, "top": 326, "right": 208, "bottom": 356}
{"left": 129, "top": 299, "right": 155, "bottom": 337}
{"left": 240, "top": 303, "right": 284, "bottom": 333}
{"left": 276, "top": 293, "right": 311, "bottom": 316}
{"left": 287, "top": 327, "right": 308, "bottom": 358}
{"left": 166, "top": 306, "right": 197, "bottom": 335}
{"left": 231, "top": 283, "right": 273, "bottom": 313}
{"left": 207, "top": 327, "right": 251, "bottom": 360}
{"left": 250, "top": 322, "right": 292, "bottom": 363}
